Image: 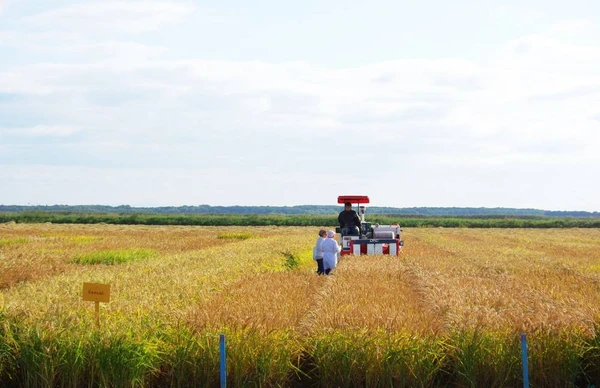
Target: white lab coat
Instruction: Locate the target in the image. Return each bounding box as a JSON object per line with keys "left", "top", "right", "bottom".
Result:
{"left": 313, "top": 236, "right": 325, "bottom": 260}
{"left": 321, "top": 237, "right": 341, "bottom": 270}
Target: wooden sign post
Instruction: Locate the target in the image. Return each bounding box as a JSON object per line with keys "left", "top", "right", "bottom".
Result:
{"left": 82, "top": 282, "right": 111, "bottom": 326}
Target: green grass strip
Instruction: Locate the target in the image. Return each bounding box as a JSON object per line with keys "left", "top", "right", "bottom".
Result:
{"left": 3, "top": 212, "right": 600, "bottom": 228}
{"left": 72, "top": 249, "right": 156, "bottom": 265}
{"left": 217, "top": 232, "right": 253, "bottom": 240}
{"left": 0, "top": 238, "right": 29, "bottom": 248}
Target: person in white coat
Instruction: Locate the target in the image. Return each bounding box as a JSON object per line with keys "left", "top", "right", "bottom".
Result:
{"left": 321, "top": 230, "right": 341, "bottom": 275}
{"left": 313, "top": 229, "right": 326, "bottom": 275}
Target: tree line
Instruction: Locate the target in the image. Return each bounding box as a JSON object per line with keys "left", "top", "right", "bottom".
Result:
{"left": 1, "top": 212, "right": 600, "bottom": 228}
{"left": 0, "top": 204, "right": 598, "bottom": 217}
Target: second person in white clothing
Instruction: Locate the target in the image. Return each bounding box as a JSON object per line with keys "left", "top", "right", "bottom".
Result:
{"left": 322, "top": 230, "right": 342, "bottom": 275}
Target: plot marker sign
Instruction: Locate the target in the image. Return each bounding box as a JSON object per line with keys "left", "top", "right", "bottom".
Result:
{"left": 82, "top": 282, "right": 110, "bottom": 326}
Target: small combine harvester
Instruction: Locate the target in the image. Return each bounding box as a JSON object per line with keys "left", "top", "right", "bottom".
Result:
{"left": 335, "top": 195, "right": 404, "bottom": 256}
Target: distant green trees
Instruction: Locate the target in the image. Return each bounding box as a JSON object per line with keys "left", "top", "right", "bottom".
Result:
{"left": 1, "top": 212, "right": 599, "bottom": 228}
{"left": 0, "top": 205, "right": 598, "bottom": 217}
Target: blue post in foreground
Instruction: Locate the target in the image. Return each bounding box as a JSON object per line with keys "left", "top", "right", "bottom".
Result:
{"left": 521, "top": 333, "right": 529, "bottom": 388}
{"left": 220, "top": 334, "right": 226, "bottom": 388}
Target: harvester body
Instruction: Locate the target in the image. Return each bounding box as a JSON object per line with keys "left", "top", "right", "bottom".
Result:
{"left": 336, "top": 195, "right": 404, "bottom": 256}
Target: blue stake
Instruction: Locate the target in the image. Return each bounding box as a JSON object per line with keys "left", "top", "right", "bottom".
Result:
{"left": 220, "top": 334, "right": 226, "bottom": 388}
{"left": 521, "top": 333, "right": 529, "bottom": 388}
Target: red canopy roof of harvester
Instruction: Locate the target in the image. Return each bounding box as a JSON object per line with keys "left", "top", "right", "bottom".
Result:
{"left": 337, "top": 195, "right": 370, "bottom": 204}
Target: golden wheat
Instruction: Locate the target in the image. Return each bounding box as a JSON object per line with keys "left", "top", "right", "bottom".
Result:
{"left": 2, "top": 224, "right": 600, "bottom": 386}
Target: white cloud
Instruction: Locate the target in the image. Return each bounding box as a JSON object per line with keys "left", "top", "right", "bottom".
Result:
{"left": 1, "top": 2, "right": 599, "bottom": 209}
{"left": 492, "top": 5, "right": 545, "bottom": 24}
{"left": 0, "top": 31, "right": 167, "bottom": 60}
{"left": 549, "top": 19, "right": 600, "bottom": 42}
{"left": 23, "top": 1, "right": 196, "bottom": 33}
{"left": 2, "top": 47, "right": 598, "bottom": 154}
{"left": 1, "top": 125, "right": 79, "bottom": 137}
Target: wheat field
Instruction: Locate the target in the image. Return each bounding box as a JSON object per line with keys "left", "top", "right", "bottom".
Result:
{"left": 1, "top": 223, "right": 600, "bottom": 387}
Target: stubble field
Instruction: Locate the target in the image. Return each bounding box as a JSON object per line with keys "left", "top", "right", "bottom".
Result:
{"left": 1, "top": 223, "right": 600, "bottom": 387}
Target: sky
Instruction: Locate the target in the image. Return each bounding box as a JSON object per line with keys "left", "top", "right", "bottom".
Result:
{"left": 0, "top": 0, "right": 599, "bottom": 210}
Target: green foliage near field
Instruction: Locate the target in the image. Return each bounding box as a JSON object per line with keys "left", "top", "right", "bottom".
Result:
{"left": 1, "top": 211, "right": 600, "bottom": 228}
{"left": 2, "top": 322, "right": 595, "bottom": 387}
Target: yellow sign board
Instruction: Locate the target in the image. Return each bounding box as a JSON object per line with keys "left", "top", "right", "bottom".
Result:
{"left": 82, "top": 282, "right": 111, "bottom": 303}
